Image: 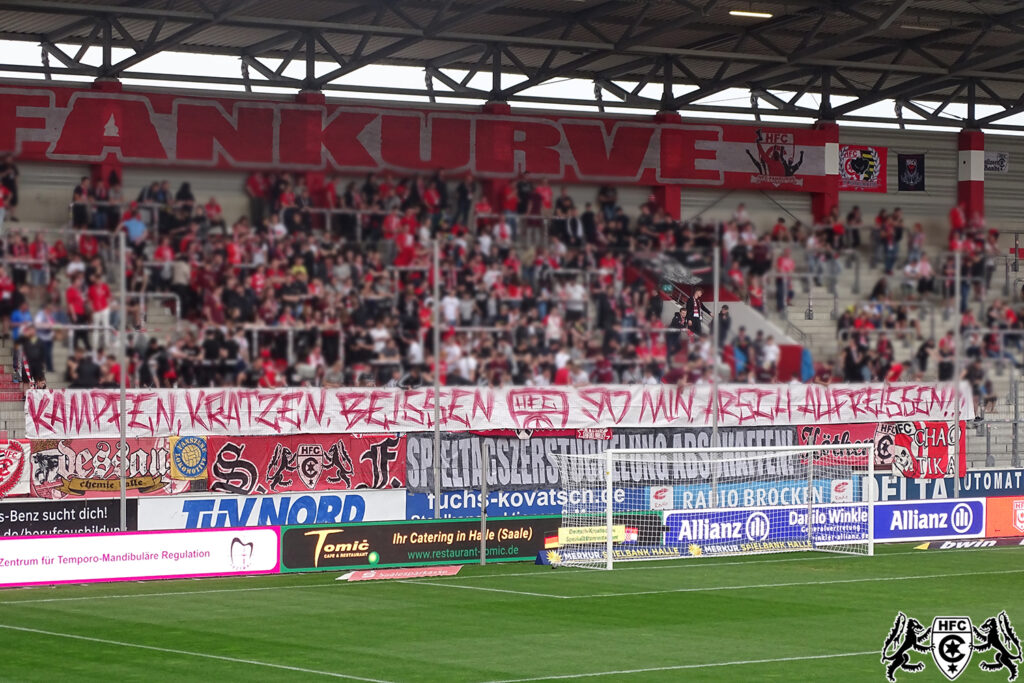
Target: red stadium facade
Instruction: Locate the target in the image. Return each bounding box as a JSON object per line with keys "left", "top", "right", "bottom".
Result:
{"left": 0, "top": 82, "right": 846, "bottom": 221}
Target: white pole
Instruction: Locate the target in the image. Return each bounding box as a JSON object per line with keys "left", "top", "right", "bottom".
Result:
{"left": 806, "top": 448, "right": 813, "bottom": 548}
{"left": 118, "top": 231, "right": 127, "bottom": 531}
{"left": 480, "top": 441, "right": 488, "bottom": 566}
{"left": 953, "top": 250, "right": 962, "bottom": 496}
{"left": 867, "top": 441, "right": 875, "bottom": 557}
{"left": 432, "top": 240, "right": 442, "bottom": 519}
{"left": 605, "top": 449, "right": 613, "bottom": 571}
{"left": 711, "top": 239, "right": 720, "bottom": 444}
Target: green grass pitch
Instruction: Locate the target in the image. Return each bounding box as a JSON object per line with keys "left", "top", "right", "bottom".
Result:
{"left": 0, "top": 544, "right": 1021, "bottom": 681}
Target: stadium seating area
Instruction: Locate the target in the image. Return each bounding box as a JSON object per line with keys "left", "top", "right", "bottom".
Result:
{"left": 2, "top": 158, "right": 1019, "bottom": 425}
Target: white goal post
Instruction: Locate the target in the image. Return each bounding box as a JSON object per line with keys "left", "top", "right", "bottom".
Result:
{"left": 555, "top": 444, "right": 874, "bottom": 570}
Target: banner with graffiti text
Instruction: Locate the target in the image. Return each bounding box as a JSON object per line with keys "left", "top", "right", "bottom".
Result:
{"left": 206, "top": 434, "right": 406, "bottom": 496}
{"left": 0, "top": 440, "right": 31, "bottom": 498}
{"left": 796, "top": 422, "right": 966, "bottom": 479}
{"left": 406, "top": 426, "right": 796, "bottom": 492}
{"left": 25, "top": 383, "right": 973, "bottom": 439}
{"left": 29, "top": 438, "right": 192, "bottom": 499}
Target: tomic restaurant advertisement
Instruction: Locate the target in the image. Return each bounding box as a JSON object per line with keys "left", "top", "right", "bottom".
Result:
{"left": 279, "top": 516, "right": 556, "bottom": 572}
{"left": 0, "top": 527, "right": 279, "bottom": 587}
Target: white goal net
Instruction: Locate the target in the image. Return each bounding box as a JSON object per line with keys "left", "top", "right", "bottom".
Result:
{"left": 554, "top": 444, "right": 874, "bottom": 569}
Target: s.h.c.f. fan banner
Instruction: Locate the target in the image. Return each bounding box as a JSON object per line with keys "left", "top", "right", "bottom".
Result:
{"left": 206, "top": 434, "right": 406, "bottom": 496}
{"left": 797, "top": 421, "right": 966, "bottom": 478}
{"left": 24, "top": 383, "right": 974, "bottom": 439}
{"left": 838, "top": 144, "right": 887, "bottom": 192}
{"left": 0, "top": 84, "right": 827, "bottom": 191}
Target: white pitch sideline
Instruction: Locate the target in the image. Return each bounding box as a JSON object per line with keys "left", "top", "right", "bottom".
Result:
{"left": 556, "top": 567, "right": 1024, "bottom": 599}
{"left": 0, "top": 623, "right": 390, "bottom": 682}
{"left": 400, "top": 567, "right": 1024, "bottom": 601}
{"left": 397, "top": 579, "right": 568, "bottom": 599}
{"left": 479, "top": 650, "right": 878, "bottom": 682}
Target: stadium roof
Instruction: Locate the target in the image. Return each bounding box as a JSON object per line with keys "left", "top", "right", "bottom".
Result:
{"left": 3, "top": 0, "right": 1024, "bottom": 129}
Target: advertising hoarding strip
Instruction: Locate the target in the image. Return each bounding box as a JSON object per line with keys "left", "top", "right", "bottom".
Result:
{"left": 0, "top": 527, "right": 280, "bottom": 587}
{"left": 137, "top": 490, "right": 406, "bottom": 530}
{"left": 280, "top": 515, "right": 558, "bottom": 572}
{"left": 0, "top": 498, "right": 138, "bottom": 536}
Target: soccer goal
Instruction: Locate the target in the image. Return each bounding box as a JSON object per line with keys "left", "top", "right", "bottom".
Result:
{"left": 555, "top": 444, "right": 874, "bottom": 570}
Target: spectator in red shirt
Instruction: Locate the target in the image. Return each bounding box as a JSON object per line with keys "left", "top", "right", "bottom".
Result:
{"left": 253, "top": 350, "right": 278, "bottom": 387}
{"left": 246, "top": 172, "right": 268, "bottom": 225}
{"left": 0, "top": 266, "right": 14, "bottom": 338}
{"left": 206, "top": 197, "right": 225, "bottom": 232}
{"left": 536, "top": 179, "right": 554, "bottom": 217}
{"left": 65, "top": 273, "right": 90, "bottom": 350}
{"left": 28, "top": 233, "right": 49, "bottom": 291}
{"left": 949, "top": 201, "right": 966, "bottom": 235}
{"left": 775, "top": 248, "right": 795, "bottom": 312}
{"left": 0, "top": 183, "right": 9, "bottom": 233}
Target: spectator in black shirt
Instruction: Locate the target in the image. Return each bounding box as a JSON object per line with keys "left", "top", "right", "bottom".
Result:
{"left": 398, "top": 364, "right": 425, "bottom": 389}
{"left": 67, "top": 348, "right": 101, "bottom": 388}
{"left": 18, "top": 324, "right": 46, "bottom": 387}
{"left": 0, "top": 154, "right": 18, "bottom": 222}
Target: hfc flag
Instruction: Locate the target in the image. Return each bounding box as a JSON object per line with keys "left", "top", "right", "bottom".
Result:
{"left": 898, "top": 153, "right": 925, "bottom": 191}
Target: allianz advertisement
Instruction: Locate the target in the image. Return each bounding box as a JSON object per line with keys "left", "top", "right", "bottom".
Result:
{"left": 659, "top": 498, "right": 986, "bottom": 554}
{"left": 138, "top": 490, "right": 405, "bottom": 530}
{"left": 663, "top": 505, "right": 869, "bottom": 556}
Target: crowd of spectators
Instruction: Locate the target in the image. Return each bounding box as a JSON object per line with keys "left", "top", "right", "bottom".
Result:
{"left": 828, "top": 200, "right": 1010, "bottom": 415}
{"left": 1, "top": 157, "right": 1015, "bottom": 400}
{"left": 12, "top": 168, "right": 727, "bottom": 389}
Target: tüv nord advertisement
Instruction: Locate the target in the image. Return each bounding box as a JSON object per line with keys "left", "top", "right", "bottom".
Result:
{"left": 138, "top": 490, "right": 405, "bottom": 529}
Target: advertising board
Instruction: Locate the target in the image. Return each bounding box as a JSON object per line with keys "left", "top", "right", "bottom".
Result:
{"left": 984, "top": 496, "right": 1024, "bottom": 538}
{"left": 662, "top": 504, "right": 869, "bottom": 555}
{"left": 866, "top": 469, "right": 1024, "bottom": 502}
{"left": 0, "top": 498, "right": 137, "bottom": 536}
{"left": 872, "top": 499, "right": 985, "bottom": 542}
{"left": 405, "top": 488, "right": 633, "bottom": 520}
{"left": 0, "top": 527, "right": 279, "bottom": 587}
{"left": 280, "top": 516, "right": 556, "bottom": 571}
{"left": 139, "top": 490, "right": 406, "bottom": 530}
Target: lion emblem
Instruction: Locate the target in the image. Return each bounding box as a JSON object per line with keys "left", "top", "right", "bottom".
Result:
{"left": 882, "top": 612, "right": 931, "bottom": 682}
{"left": 975, "top": 611, "right": 1023, "bottom": 681}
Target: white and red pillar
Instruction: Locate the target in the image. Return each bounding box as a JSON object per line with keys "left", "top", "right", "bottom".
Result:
{"left": 958, "top": 129, "right": 985, "bottom": 222}
{"left": 811, "top": 120, "right": 840, "bottom": 224}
